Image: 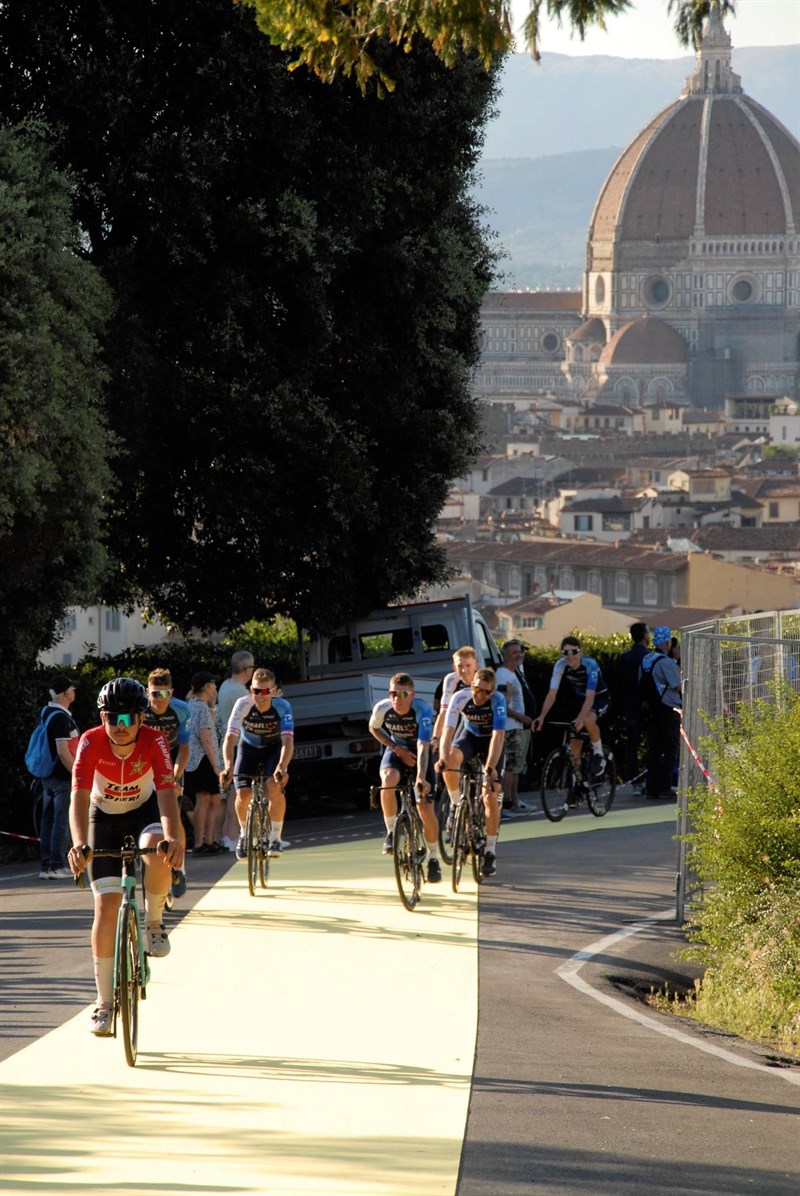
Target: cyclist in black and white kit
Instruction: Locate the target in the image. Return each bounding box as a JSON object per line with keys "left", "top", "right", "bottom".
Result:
{"left": 533, "top": 635, "right": 610, "bottom": 776}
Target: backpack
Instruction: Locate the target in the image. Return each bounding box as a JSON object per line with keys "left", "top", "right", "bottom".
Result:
{"left": 638, "top": 653, "right": 667, "bottom": 717}
{"left": 24, "top": 706, "right": 61, "bottom": 778}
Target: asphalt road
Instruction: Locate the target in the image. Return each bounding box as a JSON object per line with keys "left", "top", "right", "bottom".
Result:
{"left": 1, "top": 788, "right": 798, "bottom": 1194}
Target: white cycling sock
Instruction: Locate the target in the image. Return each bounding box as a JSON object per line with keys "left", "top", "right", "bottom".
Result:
{"left": 94, "top": 956, "right": 114, "bottom": 1007}
{"left": 384, "top": 815, "right": 397, "bottom": 833}
{"left": 144, "top": 887, "right": 170, "bottom": 928}
{"left": 592, "top": 741, "right": 604, "bottom": 755}
{"left": 487, "top": 835, "right": 498, "bottom": 852}
{"left": 447, "top": 788, "right": 460, "bottom": 804}
{"left": 426, "top": 840, "right": 439, "bottom": 860}
{"left": 271, "top": 820, "right": 283, "bottom": 843}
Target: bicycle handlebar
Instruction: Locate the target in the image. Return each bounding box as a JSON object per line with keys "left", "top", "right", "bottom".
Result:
{"left": 74, "top": 839, "right": 170, "bottom": 888}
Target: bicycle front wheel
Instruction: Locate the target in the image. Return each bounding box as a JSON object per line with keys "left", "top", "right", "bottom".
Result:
{"left": 451, "top": 800, "right": 470, "bottom": 893}
{"left": 259, "top": 810, "right": 271, "bottom": 889}
{"left": 587, "top": 750, "right": 617, "bottom": 817}
{"left": 119, "top": 906, "right": 140, "bottom": 1067}
{"left": 246, "top": 801, "right": 261, "bottom": 897}
{"left": 470, "top": 794, "right": 487, "bottom": 885}
{"left": 393, "top": 813, "right": 420, "bottom": 911}
{"left": 541, "top": 750, "right": 571, "bottom": 822}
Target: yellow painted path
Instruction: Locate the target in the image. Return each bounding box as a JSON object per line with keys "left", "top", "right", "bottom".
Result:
{"left": 0, "top": 838, "right": 480, "bottom": 1196}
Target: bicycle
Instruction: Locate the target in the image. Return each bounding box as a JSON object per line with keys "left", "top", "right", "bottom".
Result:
{"left": 451, "top": 762, "right": 489, "bottom": 892}
{"left": 540, "top": 722, "right": 616, "bottom": 822}
{"left": 77, "top": 836, "right": 169, "bottom": 1066}
{"left": 371, "top": 774, "right": 429, "bottom": 912}
{"left": 245, "top": 771, "right": 272, "bottom": 897}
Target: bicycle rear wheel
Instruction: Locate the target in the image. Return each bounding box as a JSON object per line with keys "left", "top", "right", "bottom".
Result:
{"left": 246, "top": 801, "right": 261, "bottom": 897}
{"left": 393, "top": 813, "right": 420, "bottom": 911}
{"left": 587, "top": 750, "right": 617, "bottom": 816}
{"left": 451, "top": 800, "right": 470, "bottom": 893}
{"left": 541, "top": 750, "right": 572, "bottom": 822}
{"left": 470, "top": 793, "right": 487, "bottom": 885}
{"left": 437, "top": 792, "right": 454, "bottom": 866}
{"left": 118, "top": 906, "right": 140, "bottom": 1067}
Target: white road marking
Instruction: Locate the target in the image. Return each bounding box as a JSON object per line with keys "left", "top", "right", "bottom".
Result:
{"left": 556, "top": 911, "right": 800, "bottom": 1087}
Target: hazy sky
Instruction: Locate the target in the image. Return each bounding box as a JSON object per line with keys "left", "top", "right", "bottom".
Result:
{"left": 511, "top": 0, "right": 800, "bottom": 58}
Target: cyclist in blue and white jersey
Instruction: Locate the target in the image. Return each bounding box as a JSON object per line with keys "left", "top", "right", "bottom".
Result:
{"left": 368, "top": 672, "right": 440, "bottom": 883}
{"left": 437, "top": 667, "right": 506, "bottom": 877}
{"left": 144, "top": 668, "right": 191, "bottom": 789}
{"left": 533, "top": 635, "right": 609, "bottom": 776}
{"left": 220, "top": 667, "right": 294, "bottom": 861}
{"left": 431, "top": 646, "right": 478, "bottom": 844}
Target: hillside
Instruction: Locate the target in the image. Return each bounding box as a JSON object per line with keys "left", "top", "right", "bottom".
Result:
{"left": 473, "top": 46, "right": 799, "bottom": 289}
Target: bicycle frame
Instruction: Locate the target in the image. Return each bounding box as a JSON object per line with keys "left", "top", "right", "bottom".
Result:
{"left": 245, "top": 772, "right": 272, "bottom": 896}
{"left": 371, "top": 775, "right": 428, "bottom": 911}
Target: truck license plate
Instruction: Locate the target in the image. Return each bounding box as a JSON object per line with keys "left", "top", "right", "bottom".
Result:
{"left": 293, "top": 745, "right": 323, "bottom": 761}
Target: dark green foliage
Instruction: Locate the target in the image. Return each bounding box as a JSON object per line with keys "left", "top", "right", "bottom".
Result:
{"left": 0, "top": 2, "right": 495, "bottom": 637}
{"left": 0, "top": 122, "right": 112, "bottom": 848}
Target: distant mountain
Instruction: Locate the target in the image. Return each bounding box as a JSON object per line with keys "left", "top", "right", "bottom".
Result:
{"left": 482, "top": 47, "right": 799, "bottom": 160}
{"left": 472, "top": 46, "right": 800, "bottom": 290}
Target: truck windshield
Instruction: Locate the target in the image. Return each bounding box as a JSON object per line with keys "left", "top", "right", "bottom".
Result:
{"left": 327, "top": 623, "right": 451, "bottom": 664}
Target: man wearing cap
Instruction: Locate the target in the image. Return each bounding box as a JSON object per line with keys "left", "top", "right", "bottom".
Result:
{"left": 496, "top": 640, "right": 535, "bottom": 815}
{"left": 640, "top": 627, "right": 682, "bottom": 800}
{"left": 38, "top": 675, "right": 81, "bottom": 878}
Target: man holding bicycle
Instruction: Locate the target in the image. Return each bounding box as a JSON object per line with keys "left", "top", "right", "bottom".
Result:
{"left": 369, "top": 673, "right": 441, "bottom": 882}
{"left": 533, "top": 635, "right": 609, "bottom": 774}
{"left": 68, "top": 677, "right": 184, "bottom": 1036}
{"left": 437, "top": 667, "right": 506, "bottom": 878}
{"left": 219, "top": 667, "right": 294, "bottom": 862}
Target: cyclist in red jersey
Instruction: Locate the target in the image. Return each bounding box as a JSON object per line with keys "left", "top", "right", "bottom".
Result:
{"left": 68, "top": 677, "right": 184, "bottom": 1036}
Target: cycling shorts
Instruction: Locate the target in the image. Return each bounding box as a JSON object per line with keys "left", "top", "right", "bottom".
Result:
{"left": 88, "top": 792, "right": 163, "bottom": 895}
{"left": 379, "top": 750, "right": 436, "bottom": 799}
{"left": 233, "top": 741, "right": 281, "bottom": 789}
{"left": 453, "top": 732, "right": 505, "bottom": 782}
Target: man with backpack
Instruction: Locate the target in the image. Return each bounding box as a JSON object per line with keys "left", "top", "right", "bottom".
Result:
{"left": 618, "top": 623, "right": 651, "bottom": 788}
{"left": 31, "top": 675, "right": 80, "bottom": 878}
{"left": 639, "top": 627, "right": 682, "bottom": 800}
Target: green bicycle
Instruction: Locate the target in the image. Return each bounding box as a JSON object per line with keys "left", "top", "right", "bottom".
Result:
{"left": 78, "top": 836, "right": 169, "bottom": 1066}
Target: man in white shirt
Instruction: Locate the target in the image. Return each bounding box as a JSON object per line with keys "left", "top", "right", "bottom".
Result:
{"left": 216, "top": 650, "right": 255, "bottom": 849}
{"left": 495, "top": 640, "right": 534, "bottom": 814}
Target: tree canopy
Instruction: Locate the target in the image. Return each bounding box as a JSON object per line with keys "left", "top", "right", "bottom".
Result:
{"left": 0, "top": 1, "right": 495, "bottom": 635}
{"left": 245, "top": 0, "right": 737, "bottom": 91}
{"left": 0, "top": 122, "right": 113, "bottom": 670}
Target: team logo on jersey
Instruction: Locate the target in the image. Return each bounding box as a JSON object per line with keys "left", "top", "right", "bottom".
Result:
{"left": 130, "top": 756, "right": 146, "bottom": 775}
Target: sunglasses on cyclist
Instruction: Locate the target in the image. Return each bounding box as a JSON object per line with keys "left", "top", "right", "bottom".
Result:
{"left": 562, "top": 647, "right": 580, "bottom": 656}
{"left": 389, "top": 689, "right": 412, "bottom": 698}
{"left": 251, "top": 686, "right": 273, "bottom": 696}
{"left": 148, "top": 688, "right": 172, "bottom": 699}
{"left": 472, "top": 685, "right": 494, "bottom": 696}
{"left": 104, "top": 711, "right": 138, "bottom": 727}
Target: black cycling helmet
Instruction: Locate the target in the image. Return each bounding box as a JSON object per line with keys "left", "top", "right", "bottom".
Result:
{"left": 97, "top": 676, "right": 148, "bottom": 714}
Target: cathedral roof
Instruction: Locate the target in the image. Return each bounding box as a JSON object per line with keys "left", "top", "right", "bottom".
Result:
{"left": 598, "top": 317, "right": 688, "bottom": 366}
{"left": 568, "top": 318, "right": 607, "bottom": 344}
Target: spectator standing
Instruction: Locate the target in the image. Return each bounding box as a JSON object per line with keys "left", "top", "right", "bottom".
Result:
{"left": 184, "top": 672, "right": 225, "bottom": 853}
{"left": 38, "top": 675, "right": 80, "bottom": 878}
{"left": 617, "top": 623, "right": 651, "bottom": 788}
{"left": 216, "top": 651, "right": 255, "bottom": 850}
{"left": 641, "top": 627, "right": 683, "bottom": 800}
{"left": 495, "top": 640, "right": 534, "bottom": 814}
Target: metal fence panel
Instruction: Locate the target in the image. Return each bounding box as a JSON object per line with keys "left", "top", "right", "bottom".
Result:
{"left": 676, "top": 610, "right": 800, "bottom": 920}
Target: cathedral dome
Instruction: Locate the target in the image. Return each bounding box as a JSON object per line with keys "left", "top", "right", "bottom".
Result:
{"left": 599, "top": 317, "right": 687, "bottom": 366}
{"left": 587, "top": 6, "right": 800, "bottom": 264}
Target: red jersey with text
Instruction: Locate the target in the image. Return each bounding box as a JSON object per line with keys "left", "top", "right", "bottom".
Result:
{"left": 72, "top": 724, "right": 175, "bottom": 814}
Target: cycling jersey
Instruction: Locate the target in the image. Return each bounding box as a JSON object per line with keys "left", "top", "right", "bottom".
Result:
{"left": 144, "top": 698, "right": 191, "bottom": 758}
{"left": 226, "top": 695, "right": 294, "bottom": 748}
{"left": 369, "top": 698, "right": 433, "bottom": 748}
{"left": 548, "top": 655, "right": 609, "bottom": 704}
{"left": 72, "top": 724, "right": 175, "bottom": 814}
{"left": 438, "top": 672, "right": 467, "bottom": 714}
{"left": 444, "top": 688, "right": 507, "bottom": 737}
